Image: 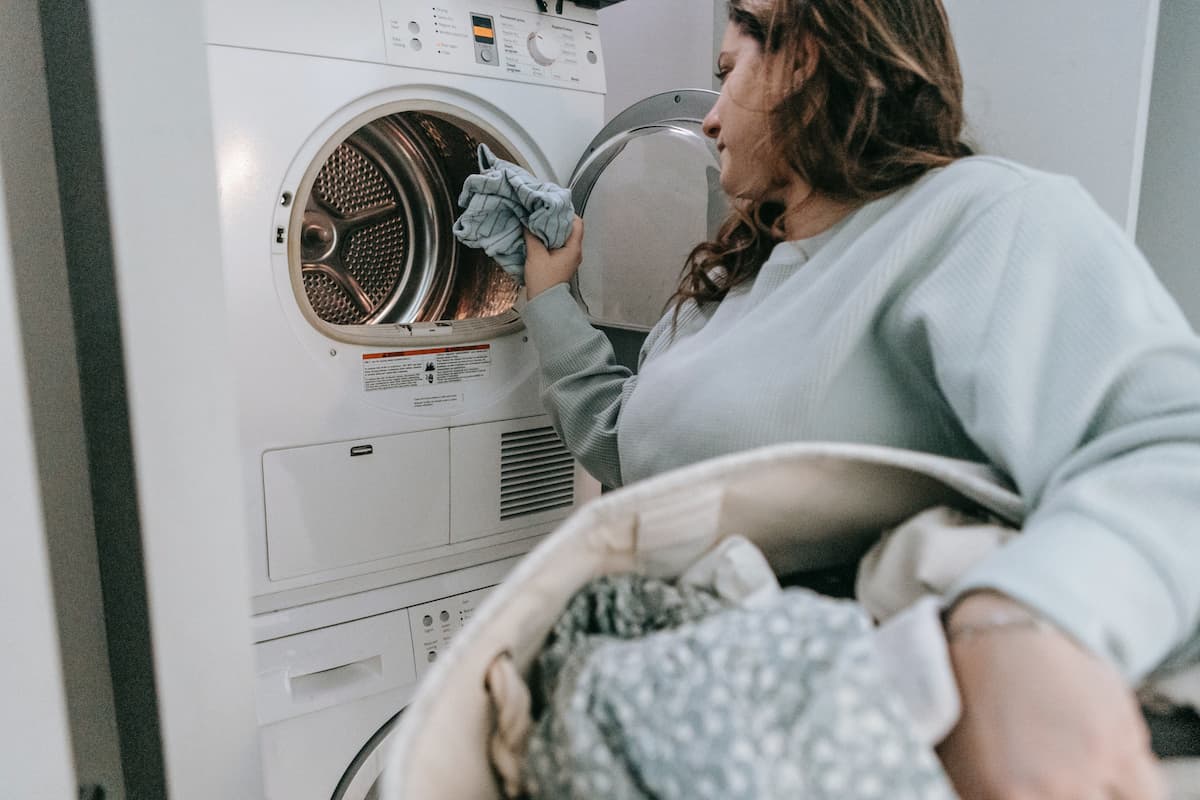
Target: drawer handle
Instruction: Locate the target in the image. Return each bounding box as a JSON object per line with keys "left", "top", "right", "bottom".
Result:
{"left": 289, "top": 655, "right": 383, "bottom": 703}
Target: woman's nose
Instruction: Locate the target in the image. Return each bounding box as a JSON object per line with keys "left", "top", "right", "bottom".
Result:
{"left": 702, "top": 105, "right": 720, "bottom": 139}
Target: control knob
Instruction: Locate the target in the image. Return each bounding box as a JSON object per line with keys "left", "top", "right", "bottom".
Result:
{"left": 527, "top": 30, "right": 560, "bottom": 66}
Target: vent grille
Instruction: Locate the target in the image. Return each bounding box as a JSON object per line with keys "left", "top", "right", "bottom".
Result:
{"left": 500, "top": 427, "right": 574, "bottom": 520}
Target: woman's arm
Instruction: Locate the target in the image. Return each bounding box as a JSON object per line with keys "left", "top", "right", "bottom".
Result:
{"left": 922, "top": 175, "right": 1200, "bottom": 678}
{"left": 892, "top": 172, "right": 1200, "bottom": 798}
{"left": 521, "top": 220, "right": 634, "bottom": 488}
{"left": 524, "top": 218, "right": 585, "bottom": 301}
{"left": 938, "top": 591, "right": 1166, "bottom": 799}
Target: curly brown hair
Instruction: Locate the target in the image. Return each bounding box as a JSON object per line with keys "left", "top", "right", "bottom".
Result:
{"left": 672, "top": 0, "right": 974, "bottom": 313}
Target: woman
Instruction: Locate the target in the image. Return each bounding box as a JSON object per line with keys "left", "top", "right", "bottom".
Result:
{"left": 519, "top": 0, "right": 1200, "bottom": 797}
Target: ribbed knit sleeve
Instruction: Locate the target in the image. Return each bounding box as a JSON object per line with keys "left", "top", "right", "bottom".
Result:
{"left": 892, "top": 173, "right": 1200, "bottom": 679}
{"left": 520, "top": 283, "right": 635, "bottom": 488}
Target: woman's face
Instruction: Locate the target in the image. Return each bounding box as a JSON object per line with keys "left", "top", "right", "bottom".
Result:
{"left": 703, "top": 23, "right": 783, "bottom": 201}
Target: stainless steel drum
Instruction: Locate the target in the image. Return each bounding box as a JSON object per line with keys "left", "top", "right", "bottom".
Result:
{"left": 297, "top": 111, "right": 520, "bottom": 327}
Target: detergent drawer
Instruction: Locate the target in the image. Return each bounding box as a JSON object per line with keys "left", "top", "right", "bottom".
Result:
{"left": 253, "top": 608, "right": 416, "bottom": 726}
{"left": 263, "top": 429, "right": 449, "bottom": 580}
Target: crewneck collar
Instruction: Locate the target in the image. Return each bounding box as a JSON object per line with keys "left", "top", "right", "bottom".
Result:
{"left": 766, "top": 207, "right": 858, "bottom": 266}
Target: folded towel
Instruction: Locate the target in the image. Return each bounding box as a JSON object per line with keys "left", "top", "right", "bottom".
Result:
{"left": 452, "top": 144, "right": 574, "bottom": 283}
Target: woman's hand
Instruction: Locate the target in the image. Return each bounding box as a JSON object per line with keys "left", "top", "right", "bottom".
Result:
{"left": 937, "top": 591, "right": 1165, "bottom": 800}
{"left": 523, "top": 215, "right": 584, "bottom": 300}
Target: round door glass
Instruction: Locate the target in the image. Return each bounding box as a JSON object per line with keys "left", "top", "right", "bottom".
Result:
{"left": 571, "top": 102, "right": 726, "bottom": 332}
{"left": 292, "top": 110, "right": 522, "bottom": 333}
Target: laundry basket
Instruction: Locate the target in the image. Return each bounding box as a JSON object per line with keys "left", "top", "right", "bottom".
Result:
{"left": 374, "top": 441, "right": 1198, "bottom": 799}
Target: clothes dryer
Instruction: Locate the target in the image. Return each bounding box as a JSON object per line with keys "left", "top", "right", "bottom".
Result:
{"left": 206, "top": 0, "right": 615, "bottom": 614}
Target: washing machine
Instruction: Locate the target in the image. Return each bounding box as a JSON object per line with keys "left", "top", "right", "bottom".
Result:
{"left": 204, "top": 0, "right": 722, "bottom": 796}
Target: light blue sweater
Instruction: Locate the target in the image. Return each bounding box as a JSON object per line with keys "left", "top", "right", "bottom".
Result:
{"left": 520, "top": 156, "right": 1200, "bottom": 680}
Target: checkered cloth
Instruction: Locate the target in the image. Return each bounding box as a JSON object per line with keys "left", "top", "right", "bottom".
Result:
{"left": 452, "top": 144, "right": 574, "bottom": 282}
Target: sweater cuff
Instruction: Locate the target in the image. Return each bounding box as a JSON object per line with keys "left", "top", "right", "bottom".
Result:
{"left": 946, "top": 511, "right": 1179, "bottom": 681}
{"left": 520, "top": 283, "right": 598, "bottom": 365}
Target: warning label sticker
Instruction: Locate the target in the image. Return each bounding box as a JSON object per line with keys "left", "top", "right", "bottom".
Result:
{"left": 362, "top": 344, "right": 491, "bottom": 393}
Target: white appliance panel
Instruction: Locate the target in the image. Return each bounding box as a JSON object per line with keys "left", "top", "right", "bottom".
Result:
{"left": 407, "top": 585, "right": 492, "bottom": 679}
{"left": 253, "top": 608, "right": 417, "bottom": 726}
{"left": 450, "top": 416, "right": 578, "bottom": 542}
{"left": 252, "top": 563, "right": 510, "bottom": 800}
{"left": 259, "top": 686, "right": 408, "bottom": 800}
{"left": 206, "top": 0, "right": 388, "bottom": 60}
{"left": 379, "top": 1, "right": 606, "bottom": 94}
{"left": 207, "top": 0, "right": 604, "bottom": 82}
{"left": 263, "top": 429, "right": 451, "bottom": 580}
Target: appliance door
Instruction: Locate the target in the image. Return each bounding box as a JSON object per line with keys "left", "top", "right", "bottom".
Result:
{"left": 331, "top": 708, "right": 403, "bottom": 800}
{"left": 568, "top": 90, "right": 724, "bottom": 345}
{"left": 290, "top": 107, "right": 527, "bottom": 342}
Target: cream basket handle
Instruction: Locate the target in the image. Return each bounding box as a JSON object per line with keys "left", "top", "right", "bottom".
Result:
{"left": 484, "top": 652, "right": 533, "bottom": 799}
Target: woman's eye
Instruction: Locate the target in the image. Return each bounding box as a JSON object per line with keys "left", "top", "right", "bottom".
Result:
{"left": 714, "top": 68, "right": 730, "bottom": 84}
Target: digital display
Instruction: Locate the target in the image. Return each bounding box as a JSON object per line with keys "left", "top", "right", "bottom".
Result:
{"left": 471, "top": 14, "right": 495, "bottom": 44}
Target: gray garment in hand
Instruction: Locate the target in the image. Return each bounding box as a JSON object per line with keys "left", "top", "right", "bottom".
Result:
{"left": 452, "top": 143, "right": 574, "bottom": 282}
{"left": 523, "top": 574, "right": 956, "bottom": 800}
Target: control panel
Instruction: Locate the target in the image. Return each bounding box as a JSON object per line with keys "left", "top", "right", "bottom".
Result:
{"left": 380, "top": 0, "right": 605, "bottom": 94}
{"left": 407, "top": 585, "right": 494, "bottom": 679}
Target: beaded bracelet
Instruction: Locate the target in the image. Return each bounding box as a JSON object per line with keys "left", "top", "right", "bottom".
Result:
{"left": 945, "top": 611, "right": 1053, "bottom": 644}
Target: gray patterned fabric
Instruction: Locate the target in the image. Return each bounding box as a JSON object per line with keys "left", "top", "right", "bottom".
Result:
{"left": 523, "top": 574, "right": 956, "bottom": 800}
{"left": 452, "top": 143, "right": 574, "bottom": 281}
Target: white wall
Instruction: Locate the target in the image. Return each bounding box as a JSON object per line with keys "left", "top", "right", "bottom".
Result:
{"left": 0, "top": 149, "right": 78, "bottom": 800}
{"left": 81, "top": 0, "right": 263, "bottom": 795}
{"left": 601, "top": 0, "right": 1164, "bottom": 240}
{"left": 1136, "top": 0, "right": 1200, "bottom": 328}
{"left": 943, "top": 0, "right": 1160, "bottom": 235}
{"left": 598, "top": 0, "right": 721, "bottom": 120}
{"left": 0, "top": 0, "right": 124, "bottom": 794}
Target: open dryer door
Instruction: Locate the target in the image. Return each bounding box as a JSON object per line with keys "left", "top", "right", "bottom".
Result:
{"left": 568, "top": 90, "right": 725, "bottom": 343}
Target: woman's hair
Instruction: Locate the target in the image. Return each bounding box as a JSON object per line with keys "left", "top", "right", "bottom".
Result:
{"left": 672, "top": 0, "right": 973, "bottom": 312}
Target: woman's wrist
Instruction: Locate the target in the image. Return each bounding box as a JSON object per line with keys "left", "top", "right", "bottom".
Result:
{"left": 943, "top": 591, "right": 1052, "bottom": 645}
{"left": 524, "top": 276, "right": 566, "bottom": 301}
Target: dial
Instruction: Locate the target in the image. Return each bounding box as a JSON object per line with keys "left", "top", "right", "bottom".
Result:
{"left": 527, "top": 30, "right": 560, "bottom": 66}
